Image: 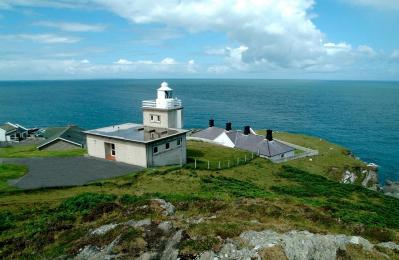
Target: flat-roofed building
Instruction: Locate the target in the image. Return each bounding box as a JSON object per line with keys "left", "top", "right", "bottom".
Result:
{"left": 85, "top": 82, "right": 188, "bottom": 167}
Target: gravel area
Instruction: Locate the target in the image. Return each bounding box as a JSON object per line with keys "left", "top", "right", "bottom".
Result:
{"left": 3, "top": 156, "right": 143, "bottom": 190}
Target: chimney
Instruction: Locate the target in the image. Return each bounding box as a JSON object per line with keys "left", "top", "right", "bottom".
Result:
{"left": 266, "top": 129, "right": 273, "bottom": 141}
{"left": 209, "top": 119, "right": 215, "bottom": 127}
{"left": 225, "top": 122, "right": 232, "bottom": 131}
{"left": 244, "top": 126, "right": 250, "bottom": 135}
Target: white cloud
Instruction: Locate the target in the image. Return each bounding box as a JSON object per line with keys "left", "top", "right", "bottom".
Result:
{"left": 187, "top": 59, "right": 197, "bottom": 73}
{"left": 114, "top": 59, "right": 133, "bottom": 65}
{"left": 0, "top": 0, "right": 397, "bottom": 79}
{"left": 95, "top": 0, "right": 326, "bottom": 69}
{"left": 357, "top": 45, "right": 377, "bottom": 57}
{"left": 324, "top": 42, "right": 352, "bottom": 56}
{"left": 34, "top": 21, "right": 106, "bottom": 32}
{"left": 161, "top": 57, "right": 177, "bottom": 65}
{"left": 342, "top": 0, "right": 399, "bottom": 10}
{"left": 80, "top": 59, "right": 90, "bottom": 64}
{"left": 391, "top": 49, "right": 399, "bottom": 59}
{"left": 0, "top": 0, "right": 91, "bottom": 10}
{"left": 0, "top": 33, "right": 81, "bottom": 44}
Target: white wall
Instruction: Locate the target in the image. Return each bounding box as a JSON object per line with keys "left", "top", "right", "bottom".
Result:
{"left": 147, "top": 134, "right": 187, "bottom": 166}
{"left": 270, "top": 150, "right": 295, "bottom": 161}
{"left": 143, "top": 108, "right": 183, "bottom": 129}
{"left": 143, "top": 109, "right": 170, "bottom": 128}
{"left": 0, "top": 129, "right": 6, "bottom": 142}
{"left": 87, "top": 135, "right": 148, "bottom": 167}
{"left": 214, "top": 132, "right": 235, "bottom": 148}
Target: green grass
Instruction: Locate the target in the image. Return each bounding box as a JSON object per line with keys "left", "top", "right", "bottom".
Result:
{"left": 258, "top": 130, "right": 367, "bottom": 181}
{"left": 0, "top": 145, "right": 86, "bottom": 158}
{"left": 0, "top": 164, "right": 27, "bottom": 192}
{"left": 0, "top": 134, "right": 396, "bottom": 258}
{"left": 187, "top": 141, "right": 255, "bottom": 169}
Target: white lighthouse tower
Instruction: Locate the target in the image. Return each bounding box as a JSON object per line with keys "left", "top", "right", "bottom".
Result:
{"left": 142, "top": 82, "right": 183, "bottom": 129}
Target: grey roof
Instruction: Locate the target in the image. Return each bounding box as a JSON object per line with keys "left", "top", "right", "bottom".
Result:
{"left": 232, "top": 133, "right": 294, "bottom": 157}
{"left": 85, "top": 123, "right": 188, "bottom": 143}
{"left": 257, "top": 139, "right": 295, "bottom": 157}
{"left": 233, "top": 133, "right": 264, "bottom": 152}
{"left": 191, "top": 127, "right": 226, "bottom": 140}
{"left": 0, "top": 123, "right": 17, "bottom": 132}
{"left": 191, "top": 127, "right": 295, "bottom": 157}
{"left": 38, "top": 126, "right": 86, "bottom": 149}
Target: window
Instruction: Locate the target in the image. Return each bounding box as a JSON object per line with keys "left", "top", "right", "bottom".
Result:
{"left": 153, "top": 146, "right": 158, "bottom": 154}
{"left": 177, "top": 138, "right": 181, "bottom": 146}
{"left": 111, "top": 144, "right": 116, "bottom": 156}
{"left": 150, "top": 114, "right": 161, "bottom": 123}
{"left": 281, "top": 153, "right": 284, "bottom": 158}
{"left": 165, "top": 142, "right": 170, "bottom": 150}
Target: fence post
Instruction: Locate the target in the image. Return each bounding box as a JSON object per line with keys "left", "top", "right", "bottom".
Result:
{"left": 208, "top": 160, "right": 210, "bottom": 169}
{"left": 195, "top": 159, "right": 197, "bottom": 169}
{"left": 237, "top": 157, "right": 239, "bottom": 165}
{"left": 218, "top": 161, "right": 221, "bottom": 169}
{"left": 228, "top": 160, "right": 230, "bottom": 168}
{"left": 245, "top": 155, "right": 247, "bottom": 162}
{"left": 252, "top": 153, "right": 254, "bottom": 159}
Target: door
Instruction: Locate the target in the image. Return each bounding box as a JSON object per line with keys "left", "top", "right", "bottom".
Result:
{"left": 105, "top": 142, "right": 116, "bottom": 160}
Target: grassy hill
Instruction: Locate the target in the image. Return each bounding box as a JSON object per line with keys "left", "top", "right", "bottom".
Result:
{"left": 0, "top": 132, "right": 397, "bottom": 258}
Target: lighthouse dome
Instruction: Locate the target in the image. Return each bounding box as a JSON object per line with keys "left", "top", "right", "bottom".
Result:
{"left": 158, "top": 81, "right": 172, "bottom": 91}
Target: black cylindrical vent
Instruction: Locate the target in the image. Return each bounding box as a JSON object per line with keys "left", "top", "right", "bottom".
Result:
{"left": 266, "top": 129, "right": 273, "bottom": 141}
{"left": 244, "top": 126, "right": 250, "bottom": 135}
{"left": 209, "top": 119, "right": 215, "bottom": 127}
{"left": 226, "top": 122, "right": 232, "bottom": 131}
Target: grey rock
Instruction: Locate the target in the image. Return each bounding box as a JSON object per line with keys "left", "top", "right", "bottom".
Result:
{"left": 90, "top": 223, "right": 118, "bottom": 236}
{"left": 152, "top": 199, "right": 175, "bottom": 216}
{"left": 158, "top": 221, "right": 173, "bottom": 234}
{"left": 383, "top": 179, "right": 399, "bottom": 198}
{"left": 75, "top": 235, "right": 121, "bottom": 260}
{"left": 201, "top": 229, "right": 376, "bottom": 260}
{"left": 341, "top": 170, "right": 356, "bottom": 184}
{"left": 378, "top": 241, "right": 399, "bottom": 251}
{"left": 137, "top": 252, "right": 158, "bottom": 260}
{"left": 161, "top": 230, "right": 183, "bottom": 260}
{"left": 126, "top": 218, "right": 152, "bottom": 228}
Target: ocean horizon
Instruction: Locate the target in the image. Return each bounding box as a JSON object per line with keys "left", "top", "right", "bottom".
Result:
{"left": 1, "top": 79, "right": 398, "bottom": 183}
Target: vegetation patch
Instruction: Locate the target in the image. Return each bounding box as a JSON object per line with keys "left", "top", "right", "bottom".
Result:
{"left": 0, "top": 164, "right": 27, "bottom": 192}
{"left": 186, "top": 141, "right": 254, "bottom": 170}
{"left": 0, "top": 145, "right": 85, "bottom": 158}
{"left": 272, "top": 165, "right": 399, "bottom": 231}
{"left": 201, "top": 175, "right": 271, "bottom": 198}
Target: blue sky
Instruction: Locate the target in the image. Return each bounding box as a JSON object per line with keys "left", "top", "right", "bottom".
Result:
{"left": 0, "top": 0, "right": 398, "bottom": 80}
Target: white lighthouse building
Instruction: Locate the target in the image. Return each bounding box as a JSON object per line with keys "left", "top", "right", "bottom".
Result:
{"left": 85, "top": 82, "right": 188, "bottom": 167}
{"left": 142, "top": 82, "right": 183, "bottom": 129}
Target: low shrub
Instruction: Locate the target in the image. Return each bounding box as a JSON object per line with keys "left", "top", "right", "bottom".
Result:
{"left": 59, "top": 193, "right": 117, "bottom": 214}
{"left": 201, "top": 175, "right": 270, "bottom": 198}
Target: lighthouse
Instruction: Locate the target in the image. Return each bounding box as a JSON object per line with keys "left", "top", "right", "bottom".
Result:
{"left": 142, "top": 82, "right": 184, "bottom": 129}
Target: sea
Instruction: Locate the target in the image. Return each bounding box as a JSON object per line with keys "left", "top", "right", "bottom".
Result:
{"left": 0, "top": 79, "right": 398, "bottom": 183}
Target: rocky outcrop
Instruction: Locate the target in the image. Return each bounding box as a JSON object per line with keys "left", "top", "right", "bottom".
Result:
{"left": 341, "top": 170, "right": 356, "bottom": 184}
{"left": 73, "top": 199, "right": 399, "bottom": 260}
{"left": 383, "top": 180, "right": 399, "bottom": 198}
{"left": 341, "top": 163, "right": 380, "bottom": 191}
{"left": 151, "top": 198, "right": 176, "bottom": 216}
{"left": 75, "top": 235, "right": 121, "bottom": 260}
{"left": 197, "top": 230, "right": 389, "bottom": 260}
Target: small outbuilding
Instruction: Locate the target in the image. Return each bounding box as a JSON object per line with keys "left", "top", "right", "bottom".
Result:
{"left": 190, "top": 120, "right": 295, "bottom": 161}
{"left": 0, "top": 122, "right": 28, "bottom": 142}
{"left": 37, "top": 125, "right": 86, "bottom": 150}
{"left": 86, "top": 123, "right": 188, "bottom": 168}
